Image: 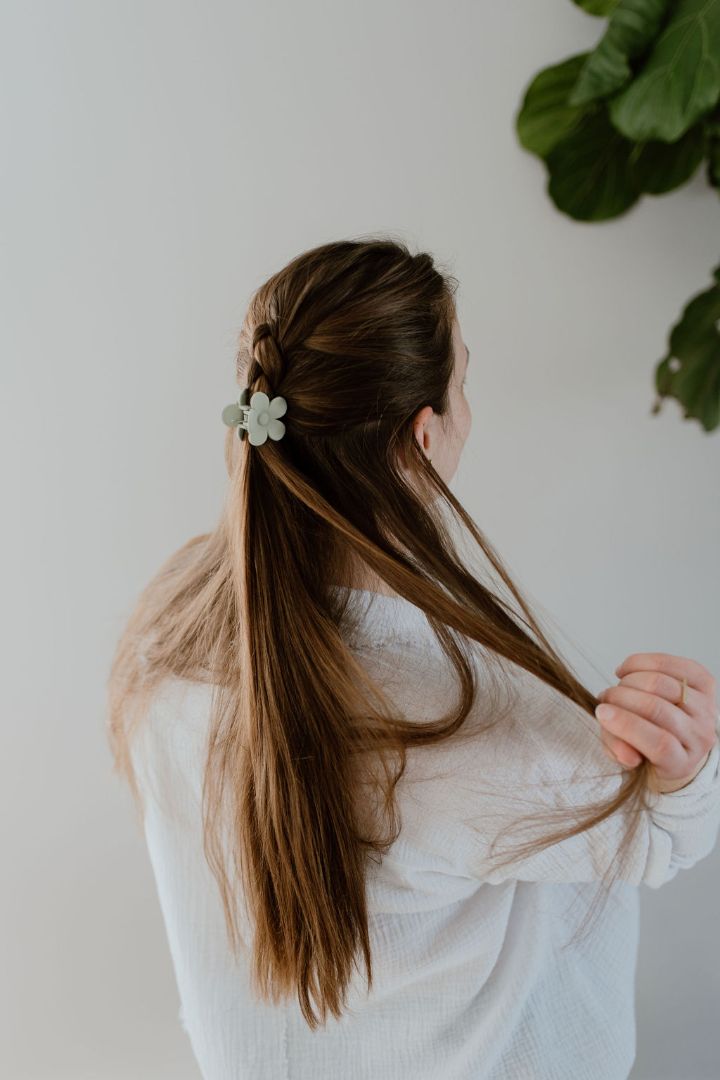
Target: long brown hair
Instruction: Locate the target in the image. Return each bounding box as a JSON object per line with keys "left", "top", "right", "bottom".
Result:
{"left": 107, "top": 234, "right": 655, "bottom": 1030}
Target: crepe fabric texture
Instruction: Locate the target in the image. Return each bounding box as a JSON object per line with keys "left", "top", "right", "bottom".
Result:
{"left": 130, "top": 586, "right": 720, "bottom": 1079}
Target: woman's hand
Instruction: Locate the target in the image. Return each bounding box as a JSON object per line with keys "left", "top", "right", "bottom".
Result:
{"left": 595, "top": 653, "right": 719, "bottom": 793}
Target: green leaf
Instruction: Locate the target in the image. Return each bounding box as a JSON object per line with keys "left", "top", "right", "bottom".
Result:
{"left": 516, "top": 54, "right": 591, "bottom": 159}
{"left": 569, "top": 0, "right": 671, "bottom": 106}
{"left": 704, "top": 117, "right": 720, "bottom": 188}
{"left": 654, "top": 267, "right": 720, "bottom": 431}
{"left": 609, "top": 0, "right": 720, "bottom": 142}
{"left": 630, "top": 124, "right": 705, "bottom": 193}
{"left": 545, "top": 107, "right": 640, "bottom": 220}
{"left": 571, "top": 0, "right": 621, "bottom": 14}
{"left": 654, "top": 353, "right": 676, "bottom": 398}
{"left": 669, "top": 274, "right": 720, "bottom": 360}
{"left": 663, "top": 347, "right": 720, "bottom": 430}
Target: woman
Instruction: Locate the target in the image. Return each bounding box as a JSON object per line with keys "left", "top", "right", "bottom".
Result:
{"left": 107, "top": 236, "right": 720, "bottom": 1080}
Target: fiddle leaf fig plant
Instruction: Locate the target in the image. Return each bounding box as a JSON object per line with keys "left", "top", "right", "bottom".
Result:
{"left": 517, "top": 0, "right": 720, "bottom": 432}
{"left": 653, "top": 263, "right": 720, "bottom": 432}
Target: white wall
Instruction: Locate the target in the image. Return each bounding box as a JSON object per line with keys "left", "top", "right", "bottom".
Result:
{"left": 2, "top": 1, "right": 719, "bottom": 1077}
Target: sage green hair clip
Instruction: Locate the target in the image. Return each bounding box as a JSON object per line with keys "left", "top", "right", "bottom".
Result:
{"left": 221, "top": 388, "right": 287, "bottom": 446}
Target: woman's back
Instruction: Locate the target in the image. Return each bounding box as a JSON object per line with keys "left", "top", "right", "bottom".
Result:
{"left": 130, "top": 586, "right": 720, "bottom": 1080}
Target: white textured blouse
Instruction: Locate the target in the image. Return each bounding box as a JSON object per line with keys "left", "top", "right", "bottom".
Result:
{"left": 131, "top": 586, "right": 720, "bottom": 1080}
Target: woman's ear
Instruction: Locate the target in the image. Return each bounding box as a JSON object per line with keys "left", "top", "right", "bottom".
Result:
{"left": 411, "top": 405, "right": 434, "bottom": 459}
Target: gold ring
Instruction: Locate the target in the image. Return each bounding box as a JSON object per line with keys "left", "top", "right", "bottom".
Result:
{"left": 679, "top": 676, "right": 687, "bottom": 706}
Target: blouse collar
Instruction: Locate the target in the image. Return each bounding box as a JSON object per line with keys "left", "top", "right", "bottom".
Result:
{"left": 330, "top": 585, "right": 440, "bottom": 651}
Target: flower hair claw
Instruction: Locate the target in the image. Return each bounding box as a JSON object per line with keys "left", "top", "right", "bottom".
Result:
{"left": 221, "top": 388, "right": 287, "bottom": 446}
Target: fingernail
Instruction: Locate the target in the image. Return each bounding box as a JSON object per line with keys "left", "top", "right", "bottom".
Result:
{"left": 596, "top": 704, "right": 614, "bottom": 721}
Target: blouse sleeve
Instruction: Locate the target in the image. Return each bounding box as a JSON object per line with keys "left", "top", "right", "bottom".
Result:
{"left": 437, "top": 665, "right": 720, "bottom": 889}
{"left": 362, "top": 643, "right": 720, "bottom": 891}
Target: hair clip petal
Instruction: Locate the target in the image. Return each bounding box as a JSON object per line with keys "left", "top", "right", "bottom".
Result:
{"left": 221, "top": 402, "right": 243, "bottom": 427}
{"left": 221, "top": 388, "right": 287, "bottom": 445}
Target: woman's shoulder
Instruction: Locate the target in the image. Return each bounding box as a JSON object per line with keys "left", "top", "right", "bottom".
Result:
{"left": 130, "top": 675, "right": 216, "bottom": 823}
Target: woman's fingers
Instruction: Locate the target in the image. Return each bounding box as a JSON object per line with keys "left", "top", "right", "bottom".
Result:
{"left": 597, "top": 684, "right": 691, "bottom": 749}
{"left": 604, "top": 669, "right": 703, "bottom": 720}
{"left": 595, "top": 655, "right": 719, "bottom": 787}
{"left": 595, "top": 696, "right": 645, "bottom": 767}
{"left": 598, "top": 725, "right": 644, "bottom": 768}
{"left": 595, "top": 659, "right": 718, "bottom": 784}
{"left": 596, "top": 702, "right": 692, "bottom": 778}
{"left": 614, "top": 652, "right": 716, "bottom": 695}
{"left": 600, "top": 665, "right": 718, "bottom": 748}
